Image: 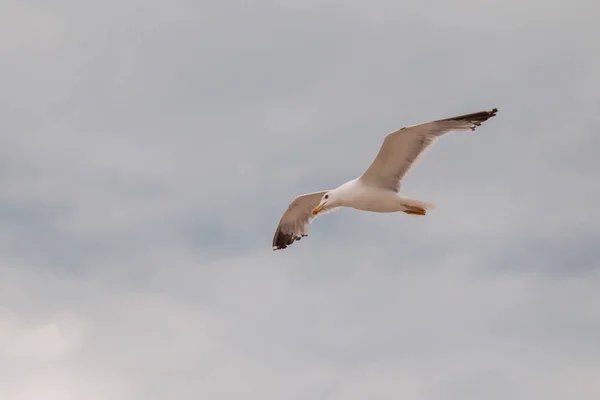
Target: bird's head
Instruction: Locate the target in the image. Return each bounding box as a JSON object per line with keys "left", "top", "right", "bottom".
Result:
{"left": 312, "top": 190, "right": 337, "bottom": 216}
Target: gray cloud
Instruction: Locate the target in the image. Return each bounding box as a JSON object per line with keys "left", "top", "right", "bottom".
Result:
{"left": 1, "top": 0, "right": 599, "bottom": 398}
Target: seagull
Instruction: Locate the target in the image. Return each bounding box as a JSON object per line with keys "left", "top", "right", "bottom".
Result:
{"left": 272, "top": 108, "right": 498, "bottom": 250}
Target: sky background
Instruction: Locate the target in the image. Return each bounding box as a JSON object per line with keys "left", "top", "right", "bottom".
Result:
{"left": 1, "top": 0, "right": 600, "bottom": 399}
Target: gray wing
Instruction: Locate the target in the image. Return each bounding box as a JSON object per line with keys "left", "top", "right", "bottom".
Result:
{"left": 272, "top": 190, "right": 334, "bottom": 250}
{"left": 359, "top": 108, "right": 498, "bottom": 192}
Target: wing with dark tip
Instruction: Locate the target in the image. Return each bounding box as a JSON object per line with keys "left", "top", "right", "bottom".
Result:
{"left": 272, "top": 190, "right": 337, "bottom": 250}
{"left": 359, "top": 108, "right": 498, "bottom": 192}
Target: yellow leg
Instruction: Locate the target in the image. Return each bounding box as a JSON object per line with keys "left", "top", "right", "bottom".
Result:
{"left": 403, "top": 206, "right": 426, "bottom": 216}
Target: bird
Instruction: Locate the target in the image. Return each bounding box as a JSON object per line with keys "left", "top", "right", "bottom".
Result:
{"left": 272, "top": 108, "right": 498, "bottom": 250}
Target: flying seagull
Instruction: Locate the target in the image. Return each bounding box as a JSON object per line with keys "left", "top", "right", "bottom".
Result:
{"left": 272, "top": 108, "right": 498, "bottom": 250}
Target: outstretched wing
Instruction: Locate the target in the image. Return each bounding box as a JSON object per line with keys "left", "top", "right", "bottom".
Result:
{"left": 272, "top": 190, "right": 338, "bottom": 250}
{"left": 359, "top": 108, "right": 498, "bottom": 192}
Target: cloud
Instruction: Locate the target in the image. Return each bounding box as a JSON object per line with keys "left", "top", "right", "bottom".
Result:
{"left": 1, "top": 0, "right": 599, "bottom": 398}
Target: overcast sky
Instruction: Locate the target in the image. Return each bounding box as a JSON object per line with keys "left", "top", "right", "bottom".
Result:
{"left": 1, "top": 0, "right": 599, "bottom": 399}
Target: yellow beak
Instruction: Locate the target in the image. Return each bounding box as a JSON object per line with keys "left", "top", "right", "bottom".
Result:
{"left": 312, "top": 204, "right": 324, "bottom": 216}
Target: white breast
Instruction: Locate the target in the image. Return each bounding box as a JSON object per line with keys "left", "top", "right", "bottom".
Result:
{"left": 341, "top": 180, "right": 403, "bottom": 213}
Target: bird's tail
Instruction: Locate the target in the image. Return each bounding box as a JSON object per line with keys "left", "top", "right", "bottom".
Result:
{"left": 399, "top": 196, "right": 436, "bottom": 209}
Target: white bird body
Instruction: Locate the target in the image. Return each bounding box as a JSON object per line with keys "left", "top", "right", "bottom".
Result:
{"left": 328, "top": 178, "right": 433, "bottom": 213}
{"left": 272, "top": 108, "right": 498, "bottom": 250}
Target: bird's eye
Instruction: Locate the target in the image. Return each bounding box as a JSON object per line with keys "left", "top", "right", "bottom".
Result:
{"left": 324, "top": 195, "right": 329, "bottom": 199}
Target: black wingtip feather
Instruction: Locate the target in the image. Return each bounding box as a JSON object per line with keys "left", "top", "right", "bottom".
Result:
{"left": 272, "top": 230, "right": 306, "bottom": 250}
{"left": 440, "top": 108, "right": 498, "bottom": 130}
